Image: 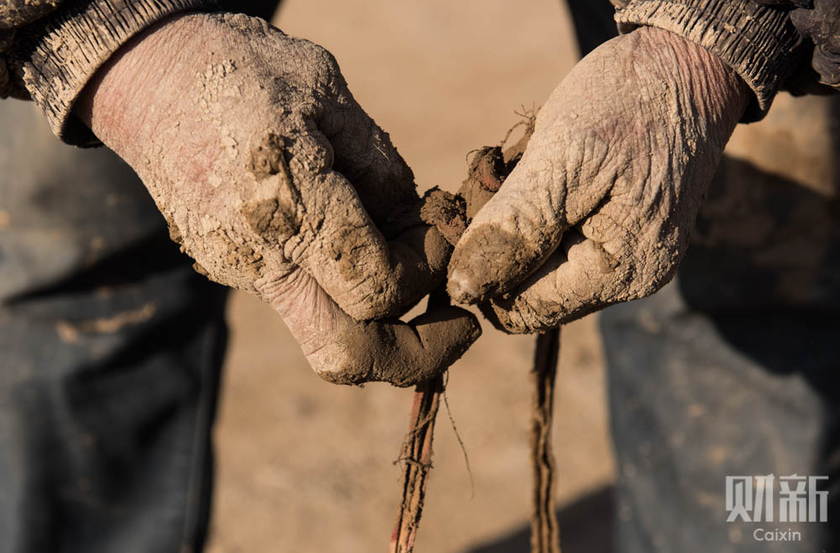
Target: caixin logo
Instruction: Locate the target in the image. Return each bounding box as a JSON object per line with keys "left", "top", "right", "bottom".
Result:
{"left": 726, "top": 475, "right": 828, "bottom": 542}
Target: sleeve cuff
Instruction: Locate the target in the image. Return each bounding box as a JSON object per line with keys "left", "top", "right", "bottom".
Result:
{"left": 11, "top": 0, "right": 217, "bottom": 146}
{"left": 615, "top": 0, "right": 804, "bottom": 122}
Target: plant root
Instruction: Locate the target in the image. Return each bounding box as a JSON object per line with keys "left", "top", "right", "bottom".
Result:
{"left": 390, "top": 110, "right": 543, "bottom": 553}
{"left": 530, "top": 329, "right": 562, "bottom": 553}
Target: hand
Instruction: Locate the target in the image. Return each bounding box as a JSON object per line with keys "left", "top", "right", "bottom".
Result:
{"left": 76, "top": 13, "right": 479, "bottom": 386}
{"left": 447, "top": 27, "right": 749, "bottom": 332}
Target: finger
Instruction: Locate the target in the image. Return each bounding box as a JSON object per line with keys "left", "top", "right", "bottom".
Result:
{"left": 292, "top": 168, "right": 452, "bottom": 320}
{"left": 486, "top": 186, "right": 690, "bottom": 334}
{"left": 483, "top": 234, "right": 625, "bottom": 333}
{"left": 316, "top": 90, "right": 420, "bottom": 226}
{"left": 257, "top": 269, "right": 481, "bottom": 387}
{"left": 253, "top": 125, "right": 451, "bottom": 320}
{"left": 447, "top": 107, "right": 614, "bottom": 306}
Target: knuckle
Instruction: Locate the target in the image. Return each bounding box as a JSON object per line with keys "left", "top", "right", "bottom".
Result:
{"left": 312, "top": 364, "right": 350, "bottom": 385}
{"left": 303, "top": 42, "right": 342, "bottom": 89}
{"left": 490, "top": 299, "right": 550, "bottom": 334}
{"left": 309, "top": 346, "right": 369, "bottom": 386}
{"left": 325, "top": 268, "right": 401, "bottom": 321}
{"left": 632, "top": 263, "right": 677, "bottom": 300}
{"left": 624, "top": 239, "right": 682, "bottom": 300}
{"left": 338, "top": 289, "right": 397, "bottom": 321}
{"left": 258, "top": 266, "right": 313, "bottom": 312}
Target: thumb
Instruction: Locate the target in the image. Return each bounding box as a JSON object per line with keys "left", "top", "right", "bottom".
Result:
{"left": 257, "top": 268, "right": 481, "bottom": 387}
{"left": 485, "top": 234, "right": 622, "bottom": 333}
{"left": 446, "top": 144, "right": 599, "bottom": 305}
{"left": 447, "top": 95, "right": 615, "bottom": 305}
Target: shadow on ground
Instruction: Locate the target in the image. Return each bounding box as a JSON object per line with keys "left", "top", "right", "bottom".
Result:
{"left": 467, "top": 486, "right": 613, "bottom": 553}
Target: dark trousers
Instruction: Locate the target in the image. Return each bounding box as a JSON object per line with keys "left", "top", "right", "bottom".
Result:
{"left": 0, "top": 100, "right": 228, "bottom": 553}
{"left": 0, "top": 3, "right": 283, "bottom": 549}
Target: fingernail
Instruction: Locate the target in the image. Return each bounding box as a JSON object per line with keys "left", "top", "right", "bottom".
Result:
{"left": 447, "top": 267, "right": 481, "bottom": 304}
{"left": 447, "top": 225, "right": 534, "bottom": 305}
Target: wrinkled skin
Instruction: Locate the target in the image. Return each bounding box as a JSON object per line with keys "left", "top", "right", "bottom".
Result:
{"left": 447, "top": 27, "right": 750, "bottom": 333}
{"left": 76, "top": 13, "right": 480, "bottom": 386}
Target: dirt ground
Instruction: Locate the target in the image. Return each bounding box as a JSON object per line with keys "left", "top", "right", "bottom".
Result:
{"left": 207, "top": 1, "right": 616, "bottom": 552}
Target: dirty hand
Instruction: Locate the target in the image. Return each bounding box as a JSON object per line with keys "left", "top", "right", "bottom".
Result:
{"left": 447, "top": 27, "right": 750, "bottom": 332}
{"left": 76, "top": 13, "right": 480, "bottom": 386}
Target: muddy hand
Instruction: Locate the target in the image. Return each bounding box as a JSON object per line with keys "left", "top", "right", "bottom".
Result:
{"left": 75, "top": 13, "right": 480, "bottom": 386}
{"left": 447, "top": 27, "right": 750, "bottom": 333}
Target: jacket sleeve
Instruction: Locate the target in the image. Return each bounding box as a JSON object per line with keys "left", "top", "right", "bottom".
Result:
{"left": 785, "top": 0, "right": 840, "bottom": 91}
{"left": 1, "top": 0, "right": 217, "bottom": 146}
{"left": 0, "top": 1, "right": 63, "bottom": 100}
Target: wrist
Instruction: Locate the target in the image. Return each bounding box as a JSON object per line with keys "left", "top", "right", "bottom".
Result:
{"left": 632, "top": 26, "right": 751, "bottom": 140}
{"left": 74, "top": 13, "right": 206, "bottom": 159}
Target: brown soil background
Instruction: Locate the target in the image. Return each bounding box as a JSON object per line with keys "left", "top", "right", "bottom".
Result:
{"left": 207, "top": 1, "right": 616, "bottom": 552}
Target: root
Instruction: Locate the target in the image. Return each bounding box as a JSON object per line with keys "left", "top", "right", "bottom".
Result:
{"left": 390, "top": 380, "right": 441, "bottom": 553}
{"left": 390, "top": 290, "right": 448, "bottom": 553}
{"left": 391, "top": 110, "right": 549, "bottom": 553}
{"left": 442, "top": 373, "right": 475, "bottom": 498}
{"left": 530, "top": 329, "right": 562, "bottom": 553}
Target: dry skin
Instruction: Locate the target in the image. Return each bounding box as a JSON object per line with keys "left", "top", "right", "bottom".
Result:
{"left": 85, "top": 12, "right": 481, "bottom": 387}
{"left": 447, "top": 27, "right": 749, "bottom": 333}
{"left": 85, "top": 16, "right": 746, "bottom": 390}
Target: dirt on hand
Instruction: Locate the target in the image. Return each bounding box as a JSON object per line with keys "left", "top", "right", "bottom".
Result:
{"left": 81, "top": 12, "right": 482, "bottom": 387}
{"left": 447, "top": 27, "right": 749, "bottom": 334}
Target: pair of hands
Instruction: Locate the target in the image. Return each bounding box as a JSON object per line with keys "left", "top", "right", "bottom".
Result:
{"left": 76, "top": 13, "right": 749, "bottom": 386}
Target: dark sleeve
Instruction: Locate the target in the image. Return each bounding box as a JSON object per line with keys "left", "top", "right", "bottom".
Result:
{"left": 614, "top": 0, "right": 805, "bottom": 122}
{"left": 786, "top": 1, "right": 840, "bottom": 91}
{"left": 1, "top": 1, "right": 63, "bottom": 100}
{"left": 2, "top": 0, "right": 218, "bottom": 146}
